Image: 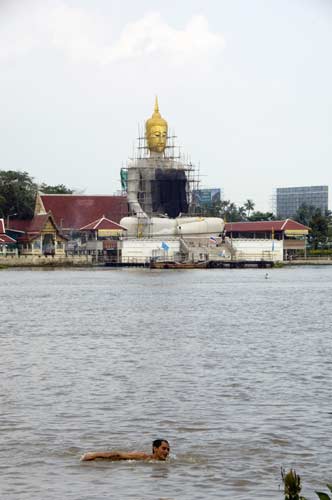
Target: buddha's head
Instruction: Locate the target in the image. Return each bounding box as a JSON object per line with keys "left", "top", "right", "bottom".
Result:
{"left": 145, "top": 97, "right": 168, "bottom": 153}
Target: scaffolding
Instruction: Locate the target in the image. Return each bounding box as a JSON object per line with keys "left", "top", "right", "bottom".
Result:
{"left": 121, "top": 122, "right": 201, "bottom": 219}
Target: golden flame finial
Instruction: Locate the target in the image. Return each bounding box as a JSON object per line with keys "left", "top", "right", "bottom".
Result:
{"left": 145, "top": 96, "right": 168, "bottom": 153}
{"left": 154, "top": 95, "right": 159, "bottom": 114}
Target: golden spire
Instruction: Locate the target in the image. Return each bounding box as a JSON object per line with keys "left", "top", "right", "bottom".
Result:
{"left": 145, "top": 96, "right": 168, "bottom": 153}
{"left": 154, "top": 95, "right": 159, "bottom": 114}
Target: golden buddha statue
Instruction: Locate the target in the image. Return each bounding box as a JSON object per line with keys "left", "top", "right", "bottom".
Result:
{"left": 121, "top": 96, "right": 225, "bottom": 243}
{"left": 126, "top": 96, "right": 188, "bottom": 219}
{"left": 145, "top": 97, "right": 168, "bottom": 153}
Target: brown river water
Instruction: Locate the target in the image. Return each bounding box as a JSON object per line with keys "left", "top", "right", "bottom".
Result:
{"left": 1, "top": 266, "right": 331, "bottom": 499}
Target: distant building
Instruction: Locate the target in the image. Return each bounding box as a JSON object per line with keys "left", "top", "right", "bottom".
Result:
{"left": 192, "top": 188, "right": 221, "bottom": 208}
{"left": 273, "top": 185, "right": 328, "bottom": 218}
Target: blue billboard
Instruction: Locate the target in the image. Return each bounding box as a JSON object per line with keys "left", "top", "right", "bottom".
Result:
{"left": 193, "top": 188, "right": 221, "bottom": 207}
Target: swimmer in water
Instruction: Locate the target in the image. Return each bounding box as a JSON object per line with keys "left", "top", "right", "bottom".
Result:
{"left": 80, "top": 439, "right": 170, "bottom": 462}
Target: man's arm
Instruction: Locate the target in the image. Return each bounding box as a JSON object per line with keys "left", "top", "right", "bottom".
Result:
{"left": 80, "top": 451, "right": 150, "bottom": 461}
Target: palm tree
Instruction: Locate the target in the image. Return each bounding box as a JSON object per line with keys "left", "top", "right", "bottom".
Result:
{"left": 244, "top": 199, "right": 255, "bottom": 218}
{"left": 237, "top": 205, "right": 247, "bottom": 221}
{"left": 219, "top": 200, "right": 230, "bottom": 220}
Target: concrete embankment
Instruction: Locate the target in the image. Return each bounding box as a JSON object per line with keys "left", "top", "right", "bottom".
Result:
{"left": 0, "top": 255, "right": 93, "bottom": 267}
{"left": 1, "top": 256, "right": 332, "bottom": 269}
{"left": 283, "top": 259, "right": 332, "bottom": 266}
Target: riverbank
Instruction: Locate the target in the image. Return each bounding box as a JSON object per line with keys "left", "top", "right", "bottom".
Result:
{"left": 283, "top": 259, "right": 332, "bottom": 266}
{"left": 0, "top": 254, "right": 93, "bottom": 267}
{"left": 2, "top": 256, "right": 332, "bottom": 268}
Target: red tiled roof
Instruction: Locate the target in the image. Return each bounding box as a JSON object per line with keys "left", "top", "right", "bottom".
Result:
{"left": 8, "top": 213, "right": 68, "bottom": 242}
{"left": 0, "top": 218, "right": 19, "bottom": 243}
{"left": 0, "top": 234, "right": 16, "bottom": 243}
{"left": 29, "top": 214, "right": 53, "bottom": 232}
{"left": 225, "top": 219, "right": 310, "bottom": 232}
{"left": 80, "top": 216, "right": 127, "bottom": 231}
{"left": 6, "top": 219, "right": 31, "bottom": 232}
{"left": 39, "top": 195, "right": 128, "bottom": 229}
{"left": 8, "top": 214, "right": 52, "bottom": 233}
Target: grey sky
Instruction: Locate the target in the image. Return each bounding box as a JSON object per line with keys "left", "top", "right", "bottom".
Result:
{"left": 1, "top": 0, "right": 331, "bottom": 211}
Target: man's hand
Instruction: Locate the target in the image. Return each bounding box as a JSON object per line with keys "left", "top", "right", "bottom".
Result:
{"left": 80, "top": 452, "right": 95, "bottom": 461}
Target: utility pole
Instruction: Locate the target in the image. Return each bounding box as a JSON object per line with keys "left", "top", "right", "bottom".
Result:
{"left": 6, "top": 212, "right": 17, "bottom": 229}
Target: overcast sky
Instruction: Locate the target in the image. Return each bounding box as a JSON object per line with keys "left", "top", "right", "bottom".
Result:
{"left": 1, "top": 0, "right": 331, "bottom": 211}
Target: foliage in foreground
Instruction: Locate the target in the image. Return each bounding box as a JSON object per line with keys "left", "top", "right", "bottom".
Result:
{"left": 281, "top": 468, "right": 332, "bottom": 500}
{"left": 282, "top": 468, "right": 306, "bottom": 500}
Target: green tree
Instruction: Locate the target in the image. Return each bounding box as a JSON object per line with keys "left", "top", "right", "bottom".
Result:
{"left": 212, "top": 200, "right": 248, "bottom": 222}
{"left": 201, "top": 201, "right": 222, "bottom": 218}
{"left": 244, "top": 198, "right": 255, "bottom": 218}
{"left": 248, "top": 211, "right": 276, "bottom": 221}
{"left": 0, "top": 194, "right": 6, "bottom": 218}
{"left": 294, "top": 204, "right": 331, "bottom": 249}
{"left": 39, "top": 183, "right": 74, "bottom": 194}
{"left": 328, "top": 219, "right": 332, "bottom": 248}
{"left": 194, "top": 197, "right": 274, "bottom": 223}
{"left": 218, "top": 199, "right": 231, "bottom": 219}
{"left": 0, "top": 170, "right": 38, "bottom": 219}
{"left": 294, "top": 203, "right": 316, "bottom": 227}
{"left": 308, "top": 209, "right": 329, "bottom": 249}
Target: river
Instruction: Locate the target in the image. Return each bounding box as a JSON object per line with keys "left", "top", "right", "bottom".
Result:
{"left": 1, "top": 266, "right": 331, "bottom": 499}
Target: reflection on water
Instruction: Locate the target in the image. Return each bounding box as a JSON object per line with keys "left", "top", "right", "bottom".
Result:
{"left": 1, "top": 266, "right": 332, "bottom": 499}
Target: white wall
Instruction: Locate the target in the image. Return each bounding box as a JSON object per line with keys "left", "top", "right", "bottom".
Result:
{"left": 120, "top": 237, "right": 283, "bottom": 263}
{"left": 231, "top": 239, "right": 283, "bottom": 261}
{"left": 120, "top": 239, "right": 180, "bottom": 263}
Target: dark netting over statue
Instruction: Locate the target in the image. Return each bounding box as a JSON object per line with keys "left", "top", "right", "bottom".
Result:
{"left": 151, "top": 169, "right": 188, "bottom": 218}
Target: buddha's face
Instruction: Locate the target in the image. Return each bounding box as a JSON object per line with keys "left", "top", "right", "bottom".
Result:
{"left": 147, "top": 125, "right": 167, "bottom": 153}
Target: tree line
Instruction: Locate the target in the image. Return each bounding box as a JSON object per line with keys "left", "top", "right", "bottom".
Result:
{"left": 0, "top": 170, "right": 74, "bottom": 220}
{"left": 197, "top": 197, "right": 275, "bottom": 222}
{"left": 197, "top": 198, "right": 332, "bottom": 250}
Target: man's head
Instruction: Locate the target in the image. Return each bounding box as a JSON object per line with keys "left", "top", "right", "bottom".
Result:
{"left": 152, "top": 439, "right": 170, "bottom": 460}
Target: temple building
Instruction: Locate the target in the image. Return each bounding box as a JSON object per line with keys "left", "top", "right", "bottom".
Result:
{"left": 5, "top": 213, "right": 67, "bottom": 256}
